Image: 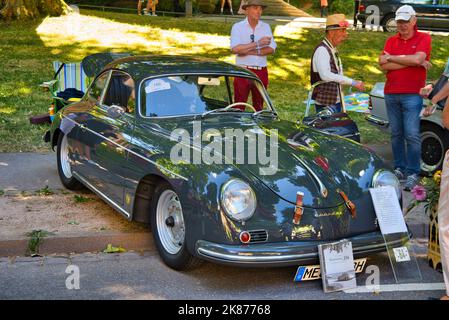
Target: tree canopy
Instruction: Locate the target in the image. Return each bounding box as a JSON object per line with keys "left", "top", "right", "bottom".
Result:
{"left": 0, "top": 0, "right": 69, "bottom": 21}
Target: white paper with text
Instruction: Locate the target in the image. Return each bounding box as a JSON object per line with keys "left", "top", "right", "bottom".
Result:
{"left": 369, "top": 186, "right": 408, "bottom": 235}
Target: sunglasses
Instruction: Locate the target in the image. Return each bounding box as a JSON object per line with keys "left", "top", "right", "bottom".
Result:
{"left": 250, "top": 34, "right": 255, "bottom": 42}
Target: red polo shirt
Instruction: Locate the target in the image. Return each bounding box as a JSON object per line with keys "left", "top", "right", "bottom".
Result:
{"left": 382, "top": 30, "right": 432, "bottom": 94}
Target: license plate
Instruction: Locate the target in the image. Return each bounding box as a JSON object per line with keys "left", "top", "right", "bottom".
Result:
{"left": 294, "top": 258, "right": 367, "bottom": 282}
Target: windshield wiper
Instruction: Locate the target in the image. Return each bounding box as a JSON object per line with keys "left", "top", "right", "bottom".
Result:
{"left": 251, "top": 109, "right": 278, "bottom": 118}
{"left": 201, "top": 107, "right": 242, "bottom": 118}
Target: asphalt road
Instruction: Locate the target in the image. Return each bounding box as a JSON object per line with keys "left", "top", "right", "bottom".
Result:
{"left": 0, "top": 241, "right": 445, "bottom": 300}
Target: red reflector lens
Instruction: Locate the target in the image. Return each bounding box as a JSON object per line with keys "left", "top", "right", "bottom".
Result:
{"left": 240, "top": 232, "right": 251, "bottom": 244}
{"left": 359, "top": 4, "right": 365, "bottom": 12}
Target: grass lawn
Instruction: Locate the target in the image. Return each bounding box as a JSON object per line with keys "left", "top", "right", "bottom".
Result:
{"left": 0, "top": 9, "right": 448, "bottom": 152}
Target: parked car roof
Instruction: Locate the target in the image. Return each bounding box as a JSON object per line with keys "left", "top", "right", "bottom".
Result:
{"left": 102, "top": 55, "right": 257, "bottom": 81}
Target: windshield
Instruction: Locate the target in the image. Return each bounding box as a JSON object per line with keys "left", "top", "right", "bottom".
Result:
{"left": 140, "top": 75, "right": 272, "bottom": 117}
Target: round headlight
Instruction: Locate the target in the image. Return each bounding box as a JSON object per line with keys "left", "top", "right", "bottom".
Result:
{"left": 372, "top": 170, "right": 401, "bottom": 198}
{"left": 221, "top": 179, "right": 257, "bottom": 221}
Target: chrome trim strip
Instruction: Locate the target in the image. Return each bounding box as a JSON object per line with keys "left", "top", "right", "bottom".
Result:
{"left": 292, "top": 153, "right": 328, "bottom": 198}
{"left": 197, "top": 239, "right": 401, "bottom": 263}
{"left": 73, "top": 171, "right": 131, "bottom": 218}
{"left": 62, "top": 115, "right": 188, "bottom": 181}
{"left": 197, "top": 247, "right": 317, "bottom": 262}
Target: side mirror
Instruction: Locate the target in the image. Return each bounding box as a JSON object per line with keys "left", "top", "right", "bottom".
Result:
{"left": 107, "top": 105, "right": 125, "bottom": 118}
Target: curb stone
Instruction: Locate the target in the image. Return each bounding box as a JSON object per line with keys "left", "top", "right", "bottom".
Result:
{"left": 0, "top": 232, "right": 154, "bottom": 257}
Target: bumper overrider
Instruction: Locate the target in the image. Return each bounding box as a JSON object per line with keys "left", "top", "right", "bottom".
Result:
{"left": 195, "top": 231, "right": 401, "bottom": 267}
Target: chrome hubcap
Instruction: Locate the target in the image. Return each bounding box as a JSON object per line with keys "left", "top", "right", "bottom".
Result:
{"left": 156, "top": 190, "right": 185, "bottom": 255}
{"left": 421, "top": 131, "right": 444, "bottom": 174}
{"left": 60, "top": 135, "right": 72, "bottom": 179}
{"left": 386, "top": 19, "right": 397, "bottom": 32}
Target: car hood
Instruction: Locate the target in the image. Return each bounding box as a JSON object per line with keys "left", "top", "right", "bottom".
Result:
{"left": 141, "top": 115, "right": 380, "bottom": 208}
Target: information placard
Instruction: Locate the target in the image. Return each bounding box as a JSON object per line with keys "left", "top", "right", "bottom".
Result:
{"left": 369, "top": 186, "right": 422, "bottom": 283}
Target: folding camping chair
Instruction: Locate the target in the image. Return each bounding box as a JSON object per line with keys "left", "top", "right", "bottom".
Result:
{"left": 39, "top": 61, "right": 90, "bottom": 119}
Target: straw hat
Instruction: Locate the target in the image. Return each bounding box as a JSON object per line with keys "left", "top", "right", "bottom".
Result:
{"left": 241, "top": 0, "right": 267, "bottom": 10}
{"left": 325, "top": 14, "right": 350, "bottom": 30}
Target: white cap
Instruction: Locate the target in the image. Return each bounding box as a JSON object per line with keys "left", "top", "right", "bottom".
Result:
{"left": 395, "top": 5, "right": 416, "bottom": 21}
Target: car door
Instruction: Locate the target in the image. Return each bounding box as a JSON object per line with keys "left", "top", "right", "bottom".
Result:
{"left": 408, "top": 0, "right": 439, "bottom": 29}
{"left": 83, "top": 70, "right": 137, "bottom": 211}
{"left": 433, "top": 0, "right": 449, "bottom": 30}
{"left": 72, "top": 70, "right": 110, "bottom": 182}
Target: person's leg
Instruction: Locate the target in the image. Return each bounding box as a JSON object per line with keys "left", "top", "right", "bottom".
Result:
{"left": 385, "top": 94, "right": 406, "bottom": 173}
{"left": 353, "top": 0, "right": 359, "bottom": 27}
{"left": 438, "top": 151, "right": 449, "bottom": 298}
{"left": 228, "top": 0, "right": 234, "bottom": 14}
{"left": 145, "top": 0, "right": 152, "bottom": 14}
{"left": 250, "top": 68, "right": 268, "bottom": 111}
{"left": 220, "top": 0, "right": 225, "bottom": 13}
{"left": 137, "top": 0, "right": 142, "bottom": 15}
{"left": 320, "top": 6, "right": 324, "bottom": 17}
{"left": 233, "top": 76, "right": 251, "bottom": 110}
{"left": 151, "top": 0, "right": 158, "bottom": 15}
{"left": 402, "top": 94, "right": 423, "bottom": 176}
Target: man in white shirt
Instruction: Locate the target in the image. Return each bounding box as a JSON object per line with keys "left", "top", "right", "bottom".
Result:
{"left": 230, "top": 0, "right": 276, "bottom": 111}
{"left": 311, "top": 14, "right": 365, "bottom": 113}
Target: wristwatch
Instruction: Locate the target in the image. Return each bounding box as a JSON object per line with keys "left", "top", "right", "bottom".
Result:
{"left": 386, "top": 55, "right": 392, "bottom": 62}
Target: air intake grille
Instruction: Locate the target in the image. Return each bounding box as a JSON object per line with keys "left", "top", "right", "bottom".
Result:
{"left": 248, "top": 230, "right": 268, "bottom": 243}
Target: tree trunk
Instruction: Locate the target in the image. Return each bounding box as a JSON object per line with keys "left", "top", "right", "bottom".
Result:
{"left": 0, "top": 0, "right": 69, "bottom": 21}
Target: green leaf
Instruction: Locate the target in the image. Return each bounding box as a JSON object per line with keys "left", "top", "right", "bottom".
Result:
{"left": 103, "top": 244, "right": 127, "bottom": 253}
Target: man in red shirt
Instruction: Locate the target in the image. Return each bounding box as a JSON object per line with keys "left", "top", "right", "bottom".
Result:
{"left": 378, "top": 5, "right": 432, "bottom": 191}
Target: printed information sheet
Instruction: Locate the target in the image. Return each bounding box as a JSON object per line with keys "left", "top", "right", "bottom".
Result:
{"left": 369, "top": 186, "right": 408, "bottom": 235}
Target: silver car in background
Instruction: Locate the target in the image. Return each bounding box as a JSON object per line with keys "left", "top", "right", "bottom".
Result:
{"left": 366, "top": 82, "right": 449, "bottom": 176}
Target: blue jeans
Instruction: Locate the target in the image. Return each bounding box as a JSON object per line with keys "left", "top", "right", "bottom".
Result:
{"left": 385, "top": 94, "right": 423, "bottom": 176}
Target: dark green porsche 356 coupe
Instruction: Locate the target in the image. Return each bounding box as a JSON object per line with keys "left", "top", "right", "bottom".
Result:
{"left": 45, "top": 53, "right": 402, "bottom": 270}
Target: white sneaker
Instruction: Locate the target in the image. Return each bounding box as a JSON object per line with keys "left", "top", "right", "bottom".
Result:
{"left": 152, "top": 13, "right": 157, "bottom": 16}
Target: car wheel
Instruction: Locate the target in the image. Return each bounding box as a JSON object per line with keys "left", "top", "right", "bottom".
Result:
{"left": 57, "top": 133, "right": 84, "bottom": 190}
{"left": 150, "top": 182, "right": 202, "bottom": 270}
{"left": 421, "top": 123, "right": 449, "bottom": 176}
{"left": 382, "top": 14, "right": 397, "bottom": 33}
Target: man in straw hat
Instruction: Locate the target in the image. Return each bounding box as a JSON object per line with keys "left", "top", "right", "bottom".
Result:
{"left": 378, "top": 5, "right": 432, "bottom": 191}
{"left": 230, "top": 0, "right": 276, "bottom": 111}
{"left": 310, "top": 14, "right": 365, "bottom": 114}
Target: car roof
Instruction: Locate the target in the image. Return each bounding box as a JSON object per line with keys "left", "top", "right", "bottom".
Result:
{"left": 102, "top": 55, "right": 258, "bottom": 82}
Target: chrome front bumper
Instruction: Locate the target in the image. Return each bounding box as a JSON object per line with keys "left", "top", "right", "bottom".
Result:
{"left": 365, "top": 114, "right": 389, "bottom": 129}
{"left": 196, "top": 231, "right": 401, "bottom": 267}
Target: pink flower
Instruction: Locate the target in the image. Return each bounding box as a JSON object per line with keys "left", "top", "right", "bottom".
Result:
{"left": 411, "top": 185, "right": 427, "bottom": 201}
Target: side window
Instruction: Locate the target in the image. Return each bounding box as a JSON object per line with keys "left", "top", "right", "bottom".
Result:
{"left": 86, "top": 72, "right": 109, "bottom": 104}
{"left": 103, "top": 71, "right": 135, "bottom": 114}
{"left": 200, "top": 76, "right": 231, "bottom": 108}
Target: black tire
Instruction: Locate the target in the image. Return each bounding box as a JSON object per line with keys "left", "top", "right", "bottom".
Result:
{"left": 382, "top": 14, "right": 397, "bottom": 33}
{"left": 420, "top": 123, "right": 449, "bottom": 176}
{"left": 56, "top": 133, "right": 84, "bottom": 190}
{"left": 150, "top": 181, "right": 203, "bottom": 271}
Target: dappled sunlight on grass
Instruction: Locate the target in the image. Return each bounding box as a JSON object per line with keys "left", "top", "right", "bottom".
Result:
{"left": 0, "top": 106, "right": 16, "bottom": 115}
{"left": 36, "top": 13, "right": 230, "bottom": 56}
